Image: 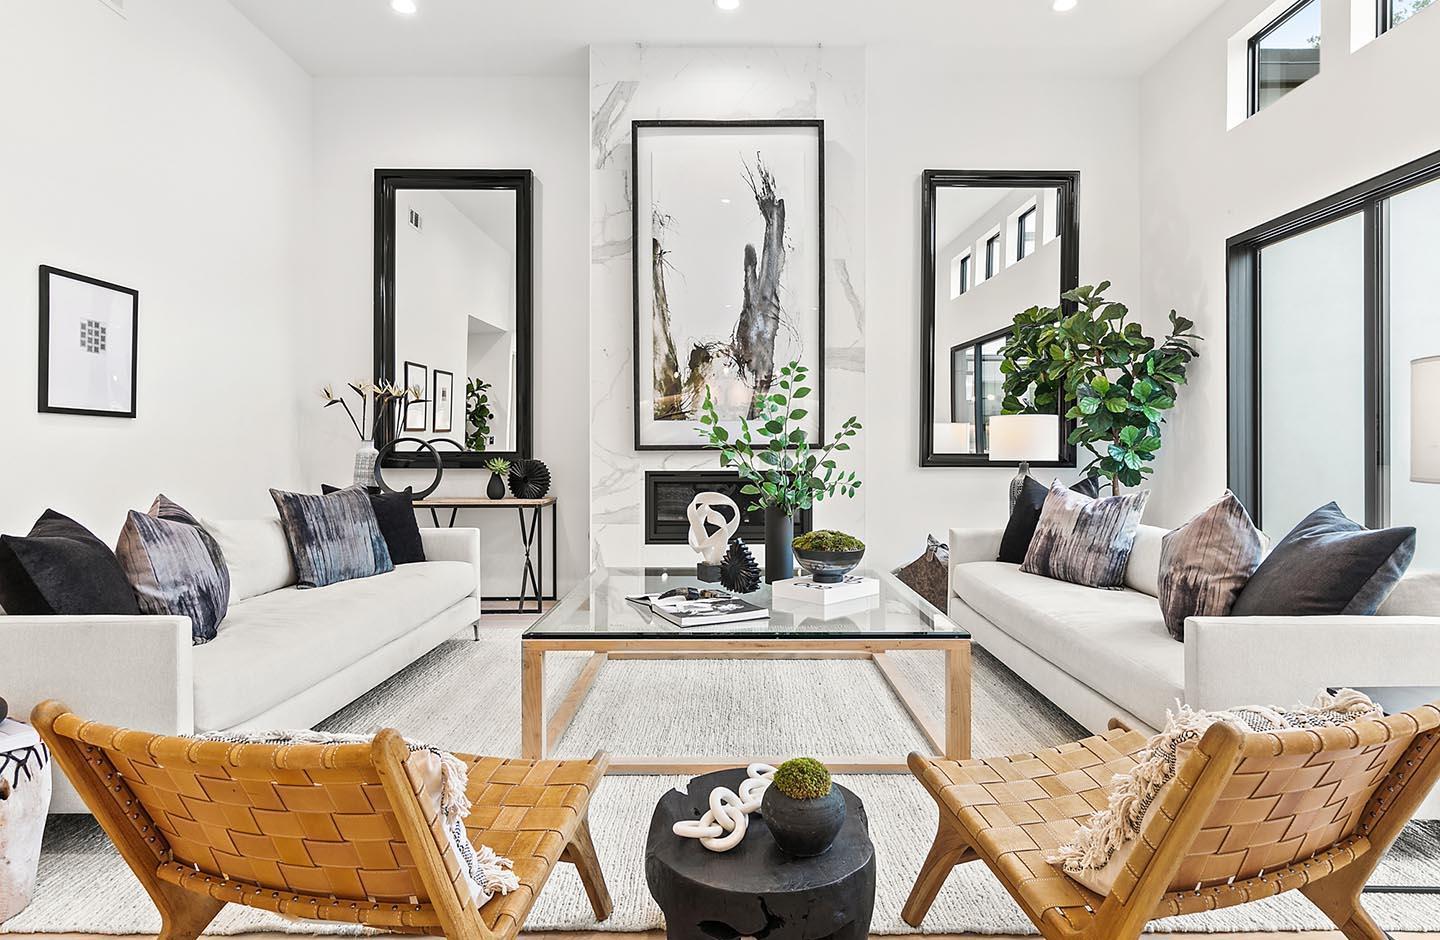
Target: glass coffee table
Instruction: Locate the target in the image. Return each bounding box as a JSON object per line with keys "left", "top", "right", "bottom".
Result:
{"left": 521, "top": 566, "right": 972, "bottom": 773}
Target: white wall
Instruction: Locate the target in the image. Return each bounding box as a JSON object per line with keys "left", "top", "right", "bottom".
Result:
{"left": 304, "top": 76, "right": 589, "bottom": 597}
{"left": 865, "top": 48, "right": 1144, "bottom": 569}
{"left": 0, "top": 0, "right": 312, "bottom": 541}
{"left": 1139, "top": 0, "right": 1440, "bottom": 527}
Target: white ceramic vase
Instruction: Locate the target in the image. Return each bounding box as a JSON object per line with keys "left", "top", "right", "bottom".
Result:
{"left": 0, "top": 724, "right": 52, "bottom": 922}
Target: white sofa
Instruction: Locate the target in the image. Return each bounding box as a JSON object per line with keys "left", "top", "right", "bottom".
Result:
{"left": 948, "top": 523, "right": 1440, "bottom": 737}
{"left": 1, "top": 523, "right": 481, "bottom": 813}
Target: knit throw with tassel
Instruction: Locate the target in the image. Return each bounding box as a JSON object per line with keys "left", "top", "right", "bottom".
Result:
{"left": 195, "top": 729, "right": 520, "bottom": 904}
{"left": 1047, "top": 689, "right": 1382, "bottom": 895}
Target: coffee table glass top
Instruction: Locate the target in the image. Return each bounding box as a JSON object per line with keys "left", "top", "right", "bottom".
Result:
{"left": 523, "top": 567, "right": 969, "bottom": 640}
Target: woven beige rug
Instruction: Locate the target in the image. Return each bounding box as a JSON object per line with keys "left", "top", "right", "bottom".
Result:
{"left": 6, "top": 626, "right": 1439, "bottom": 935}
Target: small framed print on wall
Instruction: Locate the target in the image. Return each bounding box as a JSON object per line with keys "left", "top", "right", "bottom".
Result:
{"left": 38, "top": 265, "right": 139, "bottom": 418}
{"left": 403, "top": 361, "right": 428, "bottom": 432}
{"left": 432, "top": 369, "right": 454, "bottom": 434}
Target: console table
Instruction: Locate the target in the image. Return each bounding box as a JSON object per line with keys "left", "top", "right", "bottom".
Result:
{"left": 414, "top": 496, "right": 557, "bottom": 614}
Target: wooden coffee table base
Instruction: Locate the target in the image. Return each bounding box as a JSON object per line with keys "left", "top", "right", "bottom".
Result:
{"left": 520, "top": 637, "right": 972, "bottom": 774}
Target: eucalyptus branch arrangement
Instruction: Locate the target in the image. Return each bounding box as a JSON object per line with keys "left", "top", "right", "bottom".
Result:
{"left": 696, "top": 361, "right": 862, "bottom": 517}
{"left": 321, "top": 380, "right": 426, "bottom": 442}
{"left": 1000, "top": 282, "right": 1200, "bottom": 493}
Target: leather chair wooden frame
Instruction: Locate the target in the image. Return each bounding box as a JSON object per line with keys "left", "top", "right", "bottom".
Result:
{"left": 33, "top": 701, "right": 612, "bottom": 940}
{"left": 902, "top": 704, "right": 1440, "bottom": 940}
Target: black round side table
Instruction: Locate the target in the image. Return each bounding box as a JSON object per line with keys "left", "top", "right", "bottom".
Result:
{"left": 645, "top": 768, "right": 876, "bottom": 940}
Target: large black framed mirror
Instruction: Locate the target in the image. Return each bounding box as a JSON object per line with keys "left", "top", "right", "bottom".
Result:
{"left": 920, "top": 169, "right": 1080, "bottom": 468}
{"left": 375, "top": 168, "right": 533, "bottom": 468}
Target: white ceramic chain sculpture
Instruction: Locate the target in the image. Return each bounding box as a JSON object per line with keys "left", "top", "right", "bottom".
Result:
{"left": 686, "top": 492, "right": 741, "bottom": 566}
{"left": 671, "top": 763, "right": 777, "bottom": 852}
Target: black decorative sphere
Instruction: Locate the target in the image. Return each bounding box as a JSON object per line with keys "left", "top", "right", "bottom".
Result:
{"left": 508, "top": 459, "right": 551, "bottom": 500}
{"left": 720, "top": 538, "right": 761, "bottom": 594}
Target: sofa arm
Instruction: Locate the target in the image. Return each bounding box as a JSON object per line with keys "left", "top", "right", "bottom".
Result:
{"left": 1185, "top": 615, "right": 1440, "bottom": 713}
{"left": 421, "top": 527, "right": 481, "bottom": 599}
{"left": 0, "top": 615, "right": 193, "bottom": 734}
{"left": 948, "top": 528, "right": 1004, "bottom": 565}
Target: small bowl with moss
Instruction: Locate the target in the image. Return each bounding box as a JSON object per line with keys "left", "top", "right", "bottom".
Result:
{"left": 760, "top": 757, "right": 846, "bottom": 856}
{"left": 791, "top": 530, "right": 866, "bottom": 584}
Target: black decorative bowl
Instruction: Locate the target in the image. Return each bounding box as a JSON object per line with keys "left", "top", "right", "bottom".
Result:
{"left": 508, "top": 459, "right": 551, "bottom": 500}
{"left": 793, "top": 547, "right": 865, "bottom": 584}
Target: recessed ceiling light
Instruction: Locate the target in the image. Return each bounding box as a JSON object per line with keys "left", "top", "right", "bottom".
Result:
{"left": 1052, "top": 0, "right": 1077, "bottom": 10}
{"left": 391, "top": 0, "right": 418, "bottom": 14}
{"left": 715, "top": 0, "right": 740, "bottom": 10}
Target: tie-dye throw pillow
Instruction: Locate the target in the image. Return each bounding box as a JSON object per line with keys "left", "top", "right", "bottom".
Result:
{"left": 1021, "top": 482, "right": 1149, "bottom": 589}
{"left": 116, "top": 495, "right": 231, "bottom": 644}
{"left": 1157, "top": 491, "right": 1264, "bottom": 641}
{"left": 270, "top": 486, "right": 393, "bottom": 589}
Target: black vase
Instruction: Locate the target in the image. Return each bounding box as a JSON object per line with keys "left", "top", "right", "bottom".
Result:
{"left": 486, "top": 471, "right": 506, "bottom": 500}
{"left": 761, "top": 786, "right": 846, "bottom": 857}
{"left": 764, "top": 506, "right": 795, "bottom": 583}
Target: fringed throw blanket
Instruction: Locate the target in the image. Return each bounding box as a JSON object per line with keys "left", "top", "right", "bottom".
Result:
{"left": 196, "top": 729, "right": 519, "bottom": 904}
{"left": 1048, "top": 689, "right": 1382, "bottom": 895}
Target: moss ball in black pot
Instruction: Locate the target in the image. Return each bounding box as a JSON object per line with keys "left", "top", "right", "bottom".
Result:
{"left": 761, "top": 757, "right": 846, "bottom": 857}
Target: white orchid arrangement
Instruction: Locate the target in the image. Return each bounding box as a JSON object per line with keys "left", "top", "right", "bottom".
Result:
{"left": 322, "top": 380, "right": 426, "bottom": 442}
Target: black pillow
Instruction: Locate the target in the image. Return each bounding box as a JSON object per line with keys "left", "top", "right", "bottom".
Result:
{"left": 0, "top": 510, "right": 141, "bottom": 616}
{"left": 322, "top": 485, "right": 426, "bottom": 565}
{"left": 1230, "top": 502, "right": 1415, "bottom": 617}
{"left": 997, "top": 476, "right": 1103, "bottom": 564}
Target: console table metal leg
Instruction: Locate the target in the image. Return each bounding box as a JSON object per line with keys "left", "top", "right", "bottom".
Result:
{"left": 515, "top": 506, "right": 543, "bottom": 615}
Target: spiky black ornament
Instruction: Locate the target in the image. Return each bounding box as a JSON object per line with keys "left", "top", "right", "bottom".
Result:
{"left": 507, "top": 458, "right": 551, "bottom": 499}
{"left": 720, "top": 538, "right": 761, "bottom": 594}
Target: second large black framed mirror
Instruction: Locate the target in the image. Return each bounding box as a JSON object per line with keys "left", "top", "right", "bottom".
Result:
{"left": 375, "top": 168, "right": 534, "bottom": 468}
{"left": 920, "top": 169, "right": 1080, "bottom": 468}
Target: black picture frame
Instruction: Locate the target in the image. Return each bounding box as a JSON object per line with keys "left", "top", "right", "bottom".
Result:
{"left": 374, "top": 168, "right": 534, "bottom": 468}
{"left": 432, "top": 368, "right": 454, "bottom": 434}
{"left": 38, "top": 265, "right": 139, "bottom": 419}
{"left": 643, "top": 470, "right": 813, "bottom": 545}
{"left": 920, "top": 169, "right": 1081, "bottom": 468}
{"left": 402, "top": 361, "right": 428, "bottom": 432}
{"left": 631, "top": 119, "right": 825, "bottom": 452}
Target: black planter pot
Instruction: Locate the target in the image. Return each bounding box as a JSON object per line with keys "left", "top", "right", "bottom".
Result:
{"left": 794, "top": 547, "right": 866, "bottom": 584}
{"left": 761, "top": 785, "right": 847, "bottom": 857}
{"left": 764, "top": 506, "right": 795, "bottom": 583}
{"left": 486, "top": 471, "right": 506, "bottom": 500}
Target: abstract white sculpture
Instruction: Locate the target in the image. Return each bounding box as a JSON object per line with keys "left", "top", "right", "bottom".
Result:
{"left": 671, "top": 763, "right": 776, "bottom": 852}
{"left": 686, "top": 491, "right": 741, "bottom": 565}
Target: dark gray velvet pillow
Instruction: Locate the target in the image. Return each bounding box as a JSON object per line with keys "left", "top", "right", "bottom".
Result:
{"left": 1158, "top": 491, "right": 1264, "bottom": 641}
{"left": 0, "top": 510, "right": 141, "bottom": 616}
{"left": 115, "top": 495, "right": 231, "bottom": 644}
{"left": 895, "top": 535, "right": 950, "bottom": 610}
{"left": 270, "top": 486, "right": 393, "bottom": 589}
{"left": 1229, "top": 502, "right": 1415, "bottom": 617}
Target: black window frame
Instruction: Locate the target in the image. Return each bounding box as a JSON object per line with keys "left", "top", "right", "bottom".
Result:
{"left": 1379, "top": 0, "right": 1435, "bottom": 33}
{"left": 948, "top": 326, "right": 1011, "bottom": 455}
{"left": 985, "top": 232, "right": 1000, "bottom": 279}
{"left": 1227, "top": 145, "right": 1440, "bottom": 530}
{"left": 1016, "top": 206, "right": 1037, "bottom": 261}
{"left": 957, "top": 252, "right": 971, "bottom": 296}
{"left": 1247, "top": 0, "right": 1321, "bottom": 117}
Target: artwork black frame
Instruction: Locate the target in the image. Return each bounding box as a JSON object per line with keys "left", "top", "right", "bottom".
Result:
{"left": 643, "top": 470, "right": 813, "bottom": 545}
{"left": 402, "top": 361, "right": 428, "bottom": 433}
{"left": 38, "top": 265, "right": 139, "bottom": 419}
{"left": 432, "top": 368, "right": 454, "bottom": 434}
{"left": 1226, "top": 145, "right": 1440, "bottom": 530}
{"left": 631, "top": 119, "right": 826, "bottom": 452}
{"left": 374, "top": 168, "right": 534, "bottom": 468}
{"left": 920, "top": 169, "right": 1081, "bottom": 468}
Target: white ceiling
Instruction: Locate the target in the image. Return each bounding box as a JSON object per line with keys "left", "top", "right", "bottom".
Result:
{"left": 227, "top": 0, "right": 1226, "bottom": 78}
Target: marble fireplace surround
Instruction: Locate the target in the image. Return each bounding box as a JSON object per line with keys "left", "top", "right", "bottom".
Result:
{"left": 588, "top": 44, "right": 868, "bottom": 569}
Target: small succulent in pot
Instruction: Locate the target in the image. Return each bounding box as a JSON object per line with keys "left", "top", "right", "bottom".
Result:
{"left": 761, "top": 757, "right": 846, "bottom": 857}
{"left": 484, "top": 458, "right": 511, "bottom": 500}
{"left": 791, "top": 530, "right": 866, "bottom": 584}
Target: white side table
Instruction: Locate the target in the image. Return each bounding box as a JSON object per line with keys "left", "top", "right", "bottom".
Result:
{"left": 0, "top": 718, "right": 51, "bottom": 924}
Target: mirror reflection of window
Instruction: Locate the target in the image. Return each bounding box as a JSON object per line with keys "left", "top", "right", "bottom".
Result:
{"left": 393, "top": 189, "right": 517, "bottom": 453}
{"left": 930, "top": 183, "right": 1065, "bottom": 457}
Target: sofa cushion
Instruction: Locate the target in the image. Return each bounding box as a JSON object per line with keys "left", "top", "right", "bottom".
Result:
{"left": 1378, "top": 570, "right": 1440, "bottom": 616}
{"left": 952, "top": 561, "right": 1181, "bottom": 728}
{"left": 202, "top": 517, "right": 297, "bottom": 601}
{"left": 192, "top": 560, "right": 474, "bottom": 731}
{"left": 1123, "top": 525, "right": 1167, "bottom": 597}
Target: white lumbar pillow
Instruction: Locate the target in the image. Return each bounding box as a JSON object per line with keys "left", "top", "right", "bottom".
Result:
{"left": 201, "top": 517, "right": 297, "bottom": 602}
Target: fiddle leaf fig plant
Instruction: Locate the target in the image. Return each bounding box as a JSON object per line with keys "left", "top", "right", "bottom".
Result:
{"left": 696, "top": 360, "right": 862, "bottom": 517}
{"left": 1001, "top": 282, "right": 1200, "bottom": 493}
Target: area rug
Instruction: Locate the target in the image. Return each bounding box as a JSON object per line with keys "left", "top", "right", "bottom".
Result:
{"left": 6, "top": 626, "right": 1440, "bottom": 935}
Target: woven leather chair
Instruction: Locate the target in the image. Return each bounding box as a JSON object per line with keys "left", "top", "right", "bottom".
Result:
{"left": 32, "top": 701, "right": 612, "bottom": 940}
{"left": 902, "top": 703, "right": 1440, "bottom": 940}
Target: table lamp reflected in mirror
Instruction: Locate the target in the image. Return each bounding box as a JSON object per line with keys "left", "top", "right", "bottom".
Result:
{"left": 987, "top": 414, "right": 1059, "bottom": 511}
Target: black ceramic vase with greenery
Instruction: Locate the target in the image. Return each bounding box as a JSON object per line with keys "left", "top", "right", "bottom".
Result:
{"left": 484, "top": 458, "right": 510, "bottom": 500}
{"left": 761, "top": 758, "right": 846, "bottom": 857}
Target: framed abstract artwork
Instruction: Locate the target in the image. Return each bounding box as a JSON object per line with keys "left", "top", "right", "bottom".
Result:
{"left": 432, "top": 369, "right": 454, "bottom": 434}
{"left": 403, "top": 360, "right": 428, "bottom": 432}
{"left": 38, "top": 265, "right": 139, "bottom": 418}
{"left": 632, "top": 120, "right": 825, "bottom": 450}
